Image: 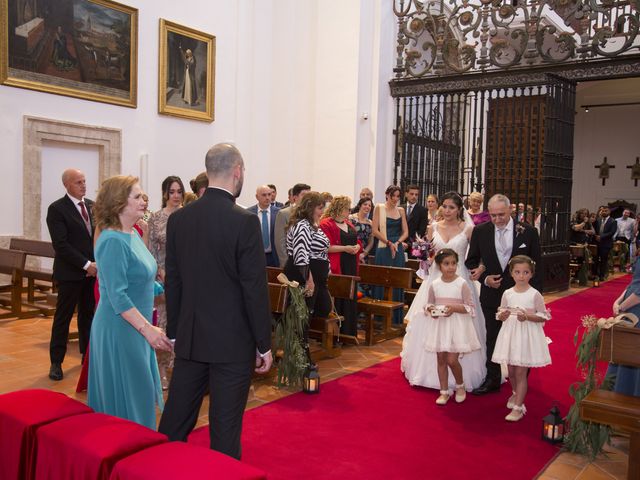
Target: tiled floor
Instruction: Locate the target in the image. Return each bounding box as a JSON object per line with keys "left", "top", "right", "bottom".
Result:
{"left": 0, "top": 276, "right": 630, "bottom": 479}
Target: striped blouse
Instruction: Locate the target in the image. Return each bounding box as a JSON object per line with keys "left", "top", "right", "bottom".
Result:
{"left": 286, "top": 219, "right": 329, "bottom": 265}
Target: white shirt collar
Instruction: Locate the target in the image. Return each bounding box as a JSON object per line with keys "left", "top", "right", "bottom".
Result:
{"left": 498, "top": 217, "right": 513, "bottom": 233}
{"left": 67, "top": 193, "right": 85, "bottom": 204}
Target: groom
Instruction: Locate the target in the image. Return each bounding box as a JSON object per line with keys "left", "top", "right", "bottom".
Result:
{"left": 465, "top": 194, "right": 541, "bottom": 394}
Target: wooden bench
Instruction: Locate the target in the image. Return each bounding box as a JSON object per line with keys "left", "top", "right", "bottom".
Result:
{"left": 580, "top": 325, "right": 640, "bottom": 479}
{"left": 404, "top": 259, "right": 422, "bottom": 307}
{"left": 0, "top": 248, "right": 38, "bottom": 319}
{"left": 266, "top": 267, "right": 350, "bottom": 358}
{"left": 357, "top": 264, "right": 413, "bottom": 345}
{"left": 9, "top": 238, "right": 56, "bottom": 315}
{"left": 308, "top": 273, "right": 359, "bottom": 356}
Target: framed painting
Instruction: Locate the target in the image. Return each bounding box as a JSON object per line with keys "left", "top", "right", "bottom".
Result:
{"left": 158, "top": 19, "right": 215, "bottom": 122}
{"left": 0, "top": 0, "right": 137, "bottom": 107}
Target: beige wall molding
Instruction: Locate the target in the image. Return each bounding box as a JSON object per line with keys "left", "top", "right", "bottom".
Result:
{"left": 22, "top": 115, "right": 121, "bottom": 240}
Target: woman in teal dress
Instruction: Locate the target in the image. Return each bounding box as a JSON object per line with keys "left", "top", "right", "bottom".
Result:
{"left": 607, "top": 254, "right": 640, "bottom": 396}
{"left": 88, "top": 176, "right": 173, "bottom": 429}
{"left": 371, "top": 185, "right": 409, "bottom": 324}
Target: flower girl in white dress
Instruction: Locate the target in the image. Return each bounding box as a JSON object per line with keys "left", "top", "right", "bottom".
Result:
{"left": 492, "top": 255, "right": 551, "bottom": 422}
{"left": 424, "top": 249, "right": 481, "bottom": 405}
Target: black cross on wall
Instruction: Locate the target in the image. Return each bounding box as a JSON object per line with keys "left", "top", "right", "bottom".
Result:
{"left": 627, "top": 157, "right": 640, "bottom": 187}
{"left": 595, "top": 157, "right": 615, "bottom": 186}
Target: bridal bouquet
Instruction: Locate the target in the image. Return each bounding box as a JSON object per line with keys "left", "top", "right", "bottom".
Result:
{"left": 410, "top": 234, "right": 434, "bottom": 280}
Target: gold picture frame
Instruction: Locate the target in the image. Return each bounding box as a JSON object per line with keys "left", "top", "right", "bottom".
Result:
{"left": 1, "top": 0, "right": 138, "bottom": 108}
{"left": 158, "top": 19, "right": 215, "bottom": 122}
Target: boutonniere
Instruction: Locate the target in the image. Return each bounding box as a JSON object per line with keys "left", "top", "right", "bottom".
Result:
{"left": 515, "top": 223, "right": 526, "bottom": 236}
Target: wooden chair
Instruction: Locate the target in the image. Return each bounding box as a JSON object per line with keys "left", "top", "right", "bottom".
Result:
{"left": 357, "top": 264, "right": 413, "bottom": 345}
{"left": 0, "top": 248, "right": 35, "bottom": 319}
{"left": 308, "top": 273, "right": 359, "bottom": 357}
{"left": 9, "top": 238, "right": 56, "bottom": 315}
{"left": 580, "top": 325, "right": 640, "bottom": 479}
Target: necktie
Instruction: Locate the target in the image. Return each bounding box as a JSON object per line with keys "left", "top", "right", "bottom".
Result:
{"left": 261, "top": 210, "right": 270, "bottom": 251}
{"left": 78, "top": 201, "right": 89, "bottom": 222}
{"left": 600, "top": 218, "right": 606, "bottom": 234}
{"left": 407, "top": 204, "right": 413, "bottom": 217}
{"left": 497, "top": 228, "right": 508, "bottom": 270}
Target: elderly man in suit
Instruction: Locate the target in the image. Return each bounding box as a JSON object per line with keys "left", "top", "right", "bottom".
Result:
{"left": 465, "top": 194, "right": 541, "bottom": 395}
{"left": 46, "top": 168, "right": 97, "bottom": 381}
{"left": 273, "top": 182, "right": 311, "bottom": 267}
{"left": 159, "top": 143, "right": 272, "bottom": 460}
{"left": 248, "top": 185, "right": 280, "bottom": 267}
{"left": 402, "top": 184, "right": 428, "bottom": 255}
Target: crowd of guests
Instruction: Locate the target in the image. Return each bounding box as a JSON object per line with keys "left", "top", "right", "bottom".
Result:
{"left": 43, "top": 153, "right": 638, "bottom": 460}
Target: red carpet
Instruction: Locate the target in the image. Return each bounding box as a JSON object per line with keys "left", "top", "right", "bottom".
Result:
{"left": 190, "top": 276, "right": 629, "bottom": 479}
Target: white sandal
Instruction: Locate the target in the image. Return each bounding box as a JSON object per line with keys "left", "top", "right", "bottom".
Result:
{"left": 455, "top": 383, "right": 466, "bottom": 403}
{"left": 505, "top": 404, "right": 527, "bottom": 422}
{"left": 436, "top": 390, "right": 450, "bottom": 405}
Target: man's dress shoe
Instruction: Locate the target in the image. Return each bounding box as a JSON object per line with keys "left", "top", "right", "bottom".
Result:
{"left": 471, "top": 379, "right": 500, "bottom": 395}
{"left": 49, "top": 363, "right": 63, "bottom": 381}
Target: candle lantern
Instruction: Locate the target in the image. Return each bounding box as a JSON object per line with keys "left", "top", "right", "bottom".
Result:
{"left": 541, "top": 405, "right": 565, "bottom": 444}
{"left": 303, "top": 364, "right": 320, "bottom": 394}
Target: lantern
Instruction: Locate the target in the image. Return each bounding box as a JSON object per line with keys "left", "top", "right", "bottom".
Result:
{"left": 541, "top": 405, "right": 565, "bottom": 444}
{"left": 303, "top": 364, "right": 320, "bottom": 394}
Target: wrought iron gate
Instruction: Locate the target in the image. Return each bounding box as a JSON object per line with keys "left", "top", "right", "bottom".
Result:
{"left": 393, "top": 74, "right": 575, "bottom": 291}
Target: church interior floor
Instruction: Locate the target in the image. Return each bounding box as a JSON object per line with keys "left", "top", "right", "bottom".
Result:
{"left": 0, "top": 273, "right": 629, "bottom": 480}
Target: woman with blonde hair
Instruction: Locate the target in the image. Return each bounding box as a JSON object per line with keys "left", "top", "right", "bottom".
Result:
{"left": 467, "top": 191, "right": 490, "bottom": 225}
{"left": 320, "top": 196, "right": 362, "bottom": 336}
{"left": 88, "top": 175, "right": 172, "bottom": 429}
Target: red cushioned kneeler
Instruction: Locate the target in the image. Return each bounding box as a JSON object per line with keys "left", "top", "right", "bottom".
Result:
{"left": 34, "top": 412, "right": 167, "bottom": 480}
{"left": 0, "top": 388, "right": 93, "bottom": 480}
{"left": 110, "top": 442, "right": 268, "bottom": 480}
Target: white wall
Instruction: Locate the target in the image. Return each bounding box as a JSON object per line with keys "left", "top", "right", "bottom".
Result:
{"left": 0, "top": 0, "right": 397, "bottom": 237}
{"left": 572, "top": 79, "right": 640, "bottom": 214}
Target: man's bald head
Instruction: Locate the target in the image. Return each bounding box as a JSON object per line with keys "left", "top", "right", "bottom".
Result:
{"left": 256, "top": 185, "right": 272, "bottom": 209}
{"left": 205, "top": 143, "right": 243, "bottom": 179}
{"left": 62, "top": 169, "right": 87, "bottom": 199}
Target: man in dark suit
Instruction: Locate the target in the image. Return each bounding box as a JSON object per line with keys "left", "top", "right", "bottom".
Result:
{"left": 248, "top": 185, "right": 280, "bottom": 267}
{"left": 465, "top": 194, "right": 541, "bottom": 394}
{"left": 46, "top": 168, "right": 96, "bottom": 381}
{"left": 274, "top": 183, "right": 311, "bottom": 267}
{"left": 267, "top": 183, "right": 284, "bottom": 208}
{"left": 159, "top": 143, "right": 272, "bottom": 460}
{"left": 593, "top": 205, "right": 617, "bottom": 283}
{"left": 402, "top": 184, "right": 428, "bottom": 255}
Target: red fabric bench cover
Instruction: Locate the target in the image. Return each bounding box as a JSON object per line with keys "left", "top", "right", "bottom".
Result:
{"left": 0, "top": 388, "right": 93, "bottom": 480}
{"left": 110, "top": 442, "right": 267, "bottom": 480}
{"left": 34, "top": 412, "right": 167, "bottom": 480}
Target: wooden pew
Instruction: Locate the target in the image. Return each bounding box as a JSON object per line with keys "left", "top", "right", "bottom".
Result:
{"left": 580, "top": 325, "right": 640, "bottom": 479}
{"left": 0, "top": 248, "right": 37, "bottom": 319}
{"left": 9, "top": 238, "right": 56, "bottom": 315}
{"left": 308, "top": 273, "right": 359, "bottom": 357}
{"left": 268, "top": 282, "right": 288, "bottom": 315}
{"left": 357, "top": 264, "right": 413, "bottom": 345}
{"left": 404, "top": 259, "right": 421, "bottom": 307}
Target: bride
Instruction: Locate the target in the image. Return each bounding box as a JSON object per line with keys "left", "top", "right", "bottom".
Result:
{"left": 401, "top": 191, "right": 487, "bottom": 391}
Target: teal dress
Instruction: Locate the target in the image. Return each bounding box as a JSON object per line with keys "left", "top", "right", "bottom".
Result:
{"left": 373, "top": 217, "right": 406, "bottom": 324}
{"left": 88, "top": 230, "right": 163, "bottom": 429}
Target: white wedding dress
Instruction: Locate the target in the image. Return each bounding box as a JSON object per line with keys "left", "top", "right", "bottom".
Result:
{"left": 400, "top": 223, "right": 487, "bottom": 391}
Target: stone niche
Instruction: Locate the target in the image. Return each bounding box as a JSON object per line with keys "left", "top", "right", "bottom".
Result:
{"left": 21, "top": 115, "right": 121, "bottom": 241}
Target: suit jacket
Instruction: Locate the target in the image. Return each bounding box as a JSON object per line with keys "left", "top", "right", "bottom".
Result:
{"left": 402, "top": 203, "right": 428, "bottom": 243}
{"left": 247, "top": 204, "right": 280, "bottom": 265}
{"left": 46, "top": 195, "right": 95, "bottom": 282}
{"left": 165, "top": 188, "right": 271, "bottom": 363}
{"left": 465, "top": 220, "right": 542, "bottom": 309}
{"left": 594, "top": 217, "right": 617, "bottom": 249}
{"left": 272, "top": 201, "right": 284, "bottom": 209}
{"left": 274, "top": 205, "right": 293, "bottom": 268}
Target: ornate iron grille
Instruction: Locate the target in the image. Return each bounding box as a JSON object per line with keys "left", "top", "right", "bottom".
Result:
{"left": 394, "top": 75, "right": 575, "bottom": 291}
{"left": 393, "top": 0, "right": 640, "bottom": 79}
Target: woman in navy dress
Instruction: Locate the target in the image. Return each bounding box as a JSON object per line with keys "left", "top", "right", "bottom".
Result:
{"left": 88, "top": 176, "right": 173, "bottom": 429}
{"left": 608, "top": 254, "right": 640, "bottom": 396}
{"left": 371, "top": 185, "right": 409, "bottom": 324}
